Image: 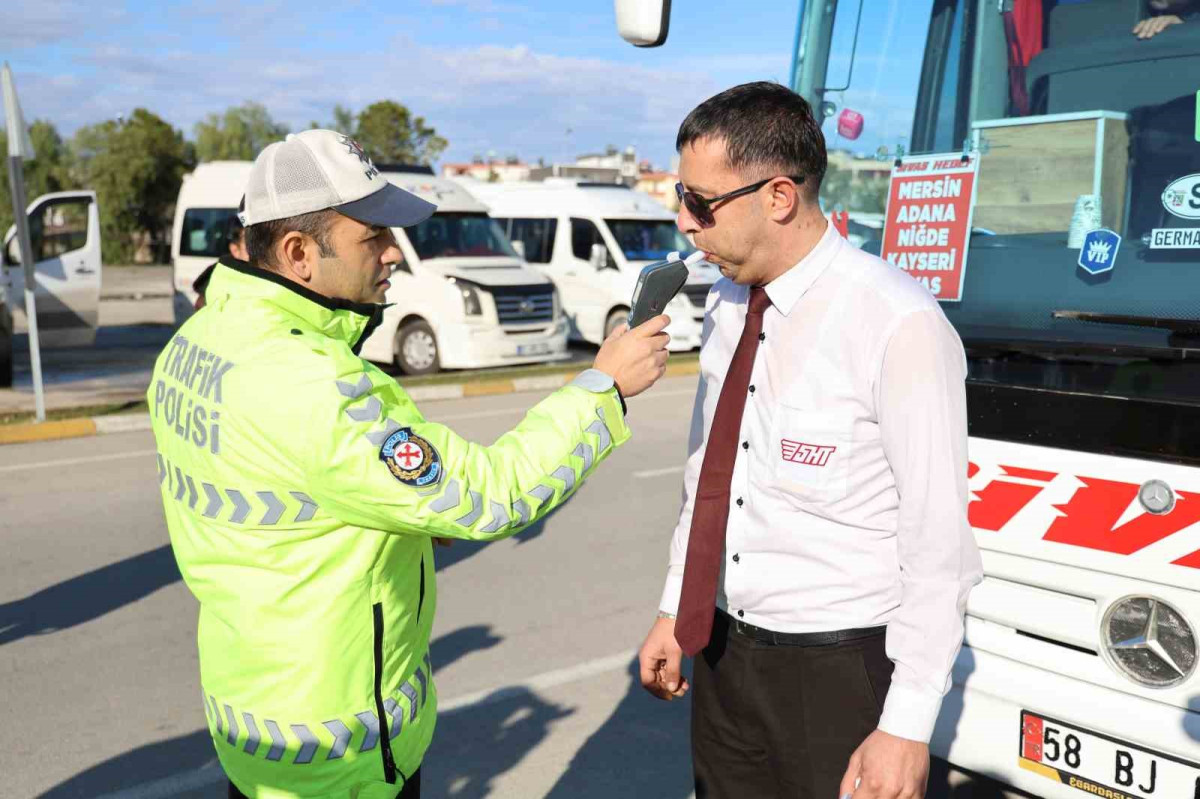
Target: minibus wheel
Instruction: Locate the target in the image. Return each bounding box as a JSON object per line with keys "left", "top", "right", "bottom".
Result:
{"left": 395, "top": 319, "right": 440, "bottom": 376}
{"left": 604, "top": 307, "right": 630, "bottom": 339}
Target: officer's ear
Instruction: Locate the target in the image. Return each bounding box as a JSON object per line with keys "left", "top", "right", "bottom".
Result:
{"left": 277, "top": 230, "right": 316, "bottom": 283}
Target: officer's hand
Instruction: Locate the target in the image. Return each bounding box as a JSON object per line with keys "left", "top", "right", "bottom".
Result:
{"left": 592, "top": 314, "right": 670, "bottom": 399}
{"left": 638, "top": 615, "right": 689, "bottom": 701}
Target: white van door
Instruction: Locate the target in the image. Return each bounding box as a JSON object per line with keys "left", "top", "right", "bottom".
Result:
{"left": 2, "top": 190, "right": 102, "bottom": 348}
{"left": 560, "top": 216, "right": 619, "bottom": 342}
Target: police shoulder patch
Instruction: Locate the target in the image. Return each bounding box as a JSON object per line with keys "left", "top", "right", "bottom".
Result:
{"left": 379, "top": 428, "right": 443, "bottom": 488}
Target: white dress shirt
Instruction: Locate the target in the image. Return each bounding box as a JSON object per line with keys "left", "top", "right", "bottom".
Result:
{"left": 660, "top": 221, "right": 983, "bottom": 744}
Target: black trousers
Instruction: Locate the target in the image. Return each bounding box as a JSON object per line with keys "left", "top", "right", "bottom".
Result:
{"left": 228, "top": 767, "right": 420, "bottom": 798}
{"left": 692, "top": 610, "right": 893, "bottom": 799}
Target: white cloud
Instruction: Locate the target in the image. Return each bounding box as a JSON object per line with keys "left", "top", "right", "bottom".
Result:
{"left": 0, "top": 1, "right": 124, "bottom": 49}
{"left": 8, "top": 38, "right": 721, "bottom": 168}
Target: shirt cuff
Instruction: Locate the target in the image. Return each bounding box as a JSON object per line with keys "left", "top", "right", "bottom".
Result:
{"left": 571, "top": 368, "right": 626, "bottom": 415}
{"left": 659, "top": 570, "right": 684, "bottom": 615}
{"left": 877, "top": 681, "right": 944, "bottom": 744}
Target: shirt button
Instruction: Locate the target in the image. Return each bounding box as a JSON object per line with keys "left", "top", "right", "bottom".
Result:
{"left": 748, "top": 385, "right": 756, "bottom": 394}
{"left": 742, "top": 441, "right": 749, "bottom": 450}
{"left": 732, "top": 553, "right": 740, "bottom": 563}
{"left": 737, "top": 610, "right": 745, "bottom": 618}
{"left": 736, "top": 497, "right": 744, "bottom": 507}
{"left": 758, "top": 332, "right": 766, "bottom": 342}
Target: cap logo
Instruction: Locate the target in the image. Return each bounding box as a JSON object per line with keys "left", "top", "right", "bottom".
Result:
{"left": 339, "top": 135, "right": 380, "bottom": 180}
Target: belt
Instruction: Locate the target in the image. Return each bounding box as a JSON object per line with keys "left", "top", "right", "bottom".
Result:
{"left": 717, "top": 609, "right": 886, "bottom": 647}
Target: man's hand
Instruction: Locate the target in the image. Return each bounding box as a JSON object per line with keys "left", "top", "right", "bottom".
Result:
{"left": 638, "top": 615, "right": 689, "bottom": 700}
{"left": 1133, "top": 14, "right": 1183, "bottom": 39}
{"left": 838, "top": 729, "right": 929, "bottom": 799}
{"left": 592, "top": 314, "right": 671, "bottom": 398}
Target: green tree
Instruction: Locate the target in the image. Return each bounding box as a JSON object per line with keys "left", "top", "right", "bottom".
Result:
{"left": 0, "top": 120, "right": 74, "bottom": 241}
{"left": 194, "top": 102, "right": 289, "bottom": 162}
{"left": 330, "top": 104, "right": 356, "bottom": 135}
{"left": 351, "top": 100, "right": 447, "bottom": 165}
{"left": 71, "top": 108, "right": 193, "bottom": 262}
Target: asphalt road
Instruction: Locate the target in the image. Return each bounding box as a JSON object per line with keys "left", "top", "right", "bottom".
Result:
{"left": 0, "top": 374, "right": 1020, "bottom": 798}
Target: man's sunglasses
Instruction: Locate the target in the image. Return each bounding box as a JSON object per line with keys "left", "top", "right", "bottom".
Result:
{"left": 675, "top": 175, "right": 806, "bottom": 228}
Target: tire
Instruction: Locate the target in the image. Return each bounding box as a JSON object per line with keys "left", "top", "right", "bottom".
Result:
{"left": 394, "top": 319, "right": 440, "bottom": 376}
{"left": 604, "top": 307, "right": 630, "bottom": 339}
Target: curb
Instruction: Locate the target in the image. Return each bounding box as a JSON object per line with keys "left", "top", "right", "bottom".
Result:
{"left": 0, "top": 360, "right": 700, "bottom": 446}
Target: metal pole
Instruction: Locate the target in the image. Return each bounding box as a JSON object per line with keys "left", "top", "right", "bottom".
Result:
{"left": 8, "top": 154, "right": 45, "bottom": 422}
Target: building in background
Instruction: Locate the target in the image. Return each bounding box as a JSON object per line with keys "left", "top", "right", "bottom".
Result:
{"left": 635, "top": 166, "right": 678, "bottom": 211}
{"left": 821, "top": 149, "right": 894, "bottom": 215}
{"left": 825, "top": 150, "right": 893, "bottom": 181}
{"left": 574, "top": 145, "right": 640, "bottom": 184}
{"left": 443, "top": 145, "right": 681, "bottom": 211}
{"left": 441, "top": 156, "right": 531, "bottom": 183}
{"left": 528, "top": 145, "right": 643, "bottom": 186}
{"left": 526, "top": 162, "right": 625, "bottom": 183}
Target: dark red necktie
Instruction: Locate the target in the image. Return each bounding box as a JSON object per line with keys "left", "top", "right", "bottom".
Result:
{"left": 675, "top": 286, "right": 771, "bottom": 656}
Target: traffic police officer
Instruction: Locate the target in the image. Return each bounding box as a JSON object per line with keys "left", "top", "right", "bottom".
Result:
{"left": 149, "top": 129, "right": 671, "bottom": 798}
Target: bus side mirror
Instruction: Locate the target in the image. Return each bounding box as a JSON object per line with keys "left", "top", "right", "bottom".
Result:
{"left": 589, "top": 243, "right": 610, "bottom": 270}
{"left": 615, "top": 0, "right": 671, "bottom": 47}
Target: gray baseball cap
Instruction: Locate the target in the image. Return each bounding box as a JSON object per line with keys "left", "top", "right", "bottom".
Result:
{"left": 241, "top": 129, "right": 436, "bottom": 229}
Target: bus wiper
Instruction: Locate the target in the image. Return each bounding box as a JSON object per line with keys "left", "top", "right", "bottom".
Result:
{"left": 1052, "top": 310, "right": 1200, "bottom": 347}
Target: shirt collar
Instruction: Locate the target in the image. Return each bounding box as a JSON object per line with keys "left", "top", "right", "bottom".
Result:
{"left": 205, "top": 255, "right": 385, "bottom": 354}
{"left": 761, "top": 220, "right": 841, "bottom": 317}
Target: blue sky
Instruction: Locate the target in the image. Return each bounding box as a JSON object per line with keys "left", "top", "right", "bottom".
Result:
{"left": 2, "top": 0, "right": 931, "bottom": 170}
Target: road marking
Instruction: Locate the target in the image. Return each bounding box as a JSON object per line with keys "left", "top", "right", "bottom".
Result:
{"left": 0, "top": 449, "right": 157, "bottom": 473}
{"left": 633, "top": 465, "right": 685, "bottom": 478}
{"left": 94, "top": 650, "right": 635, "bottom": 799}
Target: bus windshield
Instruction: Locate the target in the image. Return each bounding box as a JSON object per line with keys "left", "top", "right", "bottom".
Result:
{"left": 809, "top": 0, "right": 1200, "bottom": 409}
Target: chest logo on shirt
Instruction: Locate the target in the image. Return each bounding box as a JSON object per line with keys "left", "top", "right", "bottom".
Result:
{"left": 380, "top": 428, "right": 443, "bottom": 488}
{"left": 781, "top": 439, "right": 837, "bottom": 467}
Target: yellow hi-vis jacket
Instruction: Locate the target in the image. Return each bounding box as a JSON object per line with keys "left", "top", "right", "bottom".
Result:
{"left": 148, "top": 258, "right": 630, "bottom": 797}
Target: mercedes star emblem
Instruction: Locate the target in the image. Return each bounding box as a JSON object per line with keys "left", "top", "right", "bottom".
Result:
{"left": 1110, "top": 599, "right": 1187, "bottom": 679}
{"left": 1138, "top": 479, "right": 1176, "bottom": 515}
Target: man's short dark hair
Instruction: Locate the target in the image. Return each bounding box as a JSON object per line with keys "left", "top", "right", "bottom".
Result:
{"left": 676, "top": 81, "right": 827, "bottom": 199}
{"left": 245, "top": 209, "right": 339, "bottom": 270}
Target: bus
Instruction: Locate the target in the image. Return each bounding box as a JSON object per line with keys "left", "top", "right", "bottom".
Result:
{"left": 619, "top": 1, "right": 1200, "bottom": 796}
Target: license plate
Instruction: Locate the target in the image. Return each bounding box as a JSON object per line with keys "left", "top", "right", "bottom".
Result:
{"left": 1019, "top": 710, "right": 1200, "bottom": 798}
{"left": 517, "top": 342, "right": 550, "bottom": 356}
